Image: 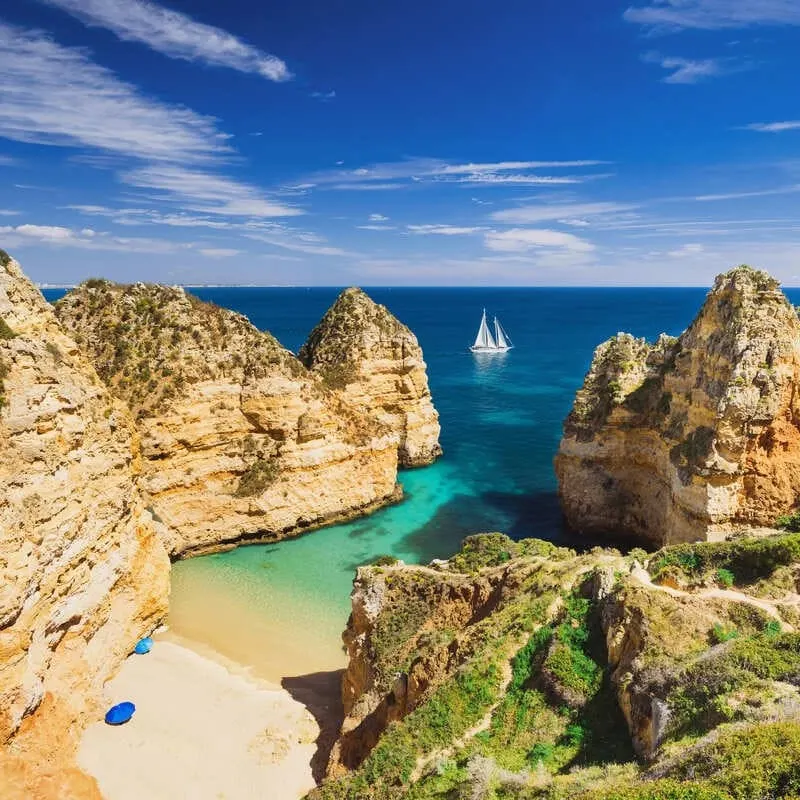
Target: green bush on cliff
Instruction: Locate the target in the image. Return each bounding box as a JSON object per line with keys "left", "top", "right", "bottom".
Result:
{"left": 234, "top": 458, "right": 278, "bottom": 497}
{"left": 449, "top": 533, "right": 517, "bottom": 573}
{"left": 0, "top": 248, "right": 11, "bottom": 267}
{"left": 776, "top": 511, "right": 800, "bottom": 532}
{"left": 649, "top": 534, "right": 800, "bottom": 586}
{"left": 0, "top": 317, "right": 16, "bottom": 340}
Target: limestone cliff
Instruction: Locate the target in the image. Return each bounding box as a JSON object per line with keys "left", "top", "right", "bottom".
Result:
{"left": 299, "top": 288, "right": 442, "bottom": 467}
{"left": 0, "top": 253, "right": 170, "bottom": 795}
{"left": 556, "top": 266, "right": 800, "bottom": 547}
{"left": 311, "top": 533, "right": 800, "bottom": 800}
{"left": 56, "top": 282, "right": 401, "bottom": 557}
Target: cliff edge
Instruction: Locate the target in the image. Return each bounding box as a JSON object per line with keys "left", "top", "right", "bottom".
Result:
{"left": 55, "top": 282, "right": 402, "bottom": 557}
{"left": 556, "top": 266, "right": 800, "bottom": 547}
{"left": 0, "top": 253, "right": 170, "bottom": 796}
{"left": 299, "top": 288, "right": 442, "bottom": 467}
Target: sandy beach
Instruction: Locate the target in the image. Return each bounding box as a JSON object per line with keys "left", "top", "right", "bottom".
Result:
{"left": 78, "top": 638, "right": 340, "bottom": 800}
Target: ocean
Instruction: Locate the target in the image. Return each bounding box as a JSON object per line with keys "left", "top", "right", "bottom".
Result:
{"left": 44, "top": 285, "right": 798, "bottom": 681}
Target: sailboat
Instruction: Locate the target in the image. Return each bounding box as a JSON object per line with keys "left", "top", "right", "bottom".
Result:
{"left": 470, "top": 309, "right": 514, "bottom": 353}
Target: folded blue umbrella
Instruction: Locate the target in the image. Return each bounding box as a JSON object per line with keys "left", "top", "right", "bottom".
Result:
{"left": 134, "top": 637, "right": 153, "bottom": 654}
{"left": 105, "top": 702, "right": 135, "bottom": 725}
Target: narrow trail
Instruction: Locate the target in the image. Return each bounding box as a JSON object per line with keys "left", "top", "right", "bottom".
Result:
{"left": 631, "top": 567, "right": 799, "bottom": 631}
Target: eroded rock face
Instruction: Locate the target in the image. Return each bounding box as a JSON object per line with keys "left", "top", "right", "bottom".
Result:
{"left": 55, "top": 282, "right": 401, "bottom": 557}
{"left": 299, "top": 288, "right": 442, "bottom": 467}
{"left": 0, "top": 256, "right": 170, "bottom": 793}
{"left": 556, "top": 266, "right": 800, "bottom": 546}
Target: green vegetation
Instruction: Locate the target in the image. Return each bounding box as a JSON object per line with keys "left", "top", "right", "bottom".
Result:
{"left": 449, "top": 533, "right": 517, "bottom": 573}
{"left": 0, "top": 358, "right": 9, "bottom": 411}
{"left": 0, "top": 248, "right": 10, "bottom": 267}
{"left": 234, "top": 458, "right": 278, "bottom": 497}
{"left": 715, "top": 568, "right": 735, "bottom": 588}
{"left": 776, "top": 511, "right": 800, "bottom": 532}
{"left": 319, "top": 361, "right": 358, "bottom": 389}
{"left": 0, "top": 317, "right": 16, "bottom": 340}
{"left": 649, "top": 533, "right": 800, "bottom": 586}
{"left": 372, "top": 555, "right": 399, "bottom": 566}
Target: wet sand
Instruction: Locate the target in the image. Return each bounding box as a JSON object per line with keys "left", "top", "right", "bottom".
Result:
{"left": 78, "top": 639, "right": 343, "bottom": 800}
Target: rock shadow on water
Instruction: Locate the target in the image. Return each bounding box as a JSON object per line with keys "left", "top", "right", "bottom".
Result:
{"left": 282, "top": 669, "right": 345, "bottom": 783}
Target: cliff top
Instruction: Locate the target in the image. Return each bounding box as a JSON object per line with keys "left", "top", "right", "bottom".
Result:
{"left": 55, "top": 279, "right": 310, "bottom": 417}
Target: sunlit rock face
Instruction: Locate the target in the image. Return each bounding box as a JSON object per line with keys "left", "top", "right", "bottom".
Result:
{"left": 300, "top": 287, "right": 442, "bottom": 468}
{"left": 0, "top": 254, "right": 170, "bottom": 795}
{"left": 556, "top": 266, "right": 800, "bottom": 546}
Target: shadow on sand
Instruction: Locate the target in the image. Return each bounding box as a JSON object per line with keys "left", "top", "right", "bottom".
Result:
{"left": 282, "top": 669, "right": 345, "bottom": 783}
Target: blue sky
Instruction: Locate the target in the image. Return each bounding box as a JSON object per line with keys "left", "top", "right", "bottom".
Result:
{"left": 1, "top": 0, "right": 800, "bottom": 286}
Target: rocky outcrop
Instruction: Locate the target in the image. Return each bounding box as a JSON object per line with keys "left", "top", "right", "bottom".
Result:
{"left": 556, "top": 266, "right": 800, "bottom": 547}
{"left": 56, "top": 282, "right": 402, "bottom": 557}
{"left": 299, "top": 288, "right": 442, "bottom": 467}
{"left": 0, "top": 255, "right": 170, "bottom": 795}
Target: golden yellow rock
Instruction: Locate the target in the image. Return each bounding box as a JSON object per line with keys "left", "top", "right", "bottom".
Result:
{"left": 300, "top": 287, "right": 442, "bottom": 467}
{"left": 0, "top": 255, "right": 170, "bottom": 790}
{"left": 556, "top": 266, "right": 800, "bottom": 546}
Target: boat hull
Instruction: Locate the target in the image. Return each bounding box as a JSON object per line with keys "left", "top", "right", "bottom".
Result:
{"left": 470, "top": 346, "right": 513, "bottom": 353}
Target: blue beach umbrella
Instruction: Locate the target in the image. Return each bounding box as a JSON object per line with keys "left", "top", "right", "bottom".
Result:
{"left": 104, "top": 702, "right": 135, "bottom": 725}
{"left": 134, "top": 637, "right": 153, "bottom": 654}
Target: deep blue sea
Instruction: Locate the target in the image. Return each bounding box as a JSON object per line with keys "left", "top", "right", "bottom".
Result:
{"left": 44, "top": 286, "right": 800, "bottom": 679}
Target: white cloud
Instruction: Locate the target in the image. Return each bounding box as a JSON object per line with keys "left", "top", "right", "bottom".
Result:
{"left": 39, "top": 0, "right": 290, "bottom": 81}
{"left": 484, "top": 228, "right": 595, "bottom": 253}
{"left": 0, "top": 155, "right": 17, "bottom": 166}
{"left": 122, "top": 165, "right": 303, "bottom": 217}
{"left": 0, "top": 209, "right": 19, "bottom": 216}
{"left": 357, "top": 224, "right": 396, "bottom": 231}
{"left": 369, "top": 213, "right": 390, "bottom": 222}
{"left": 743, "top": 121, "right": 800, "bottom": 133}
{"left": 199, "top": 248, "right": 241, "bottom": 258}
{"left": 311, "top": 90, "right": 336, "bottom": 101}
{"left": 492, "top": 202, "right": 635, "bottom": 224}
{"left": 643, "top": 52, "right": 732, "bottom": 84}
{"left": 244, "top": 231, "right": 351, "bottom": 256}
{"left": 407, "top": 224, "right": 484, "bottom": 235}
{"left": 694, "top": 184, "right": 800, "bottom": 201}
{"left": 0, "top": 222, "right": 194, "bottom": 253}
{"left": 625, "top": 0, "right": 800, "bottom": 31}
{"left": 668, "top": 243, "right": 706, "bottom": 257}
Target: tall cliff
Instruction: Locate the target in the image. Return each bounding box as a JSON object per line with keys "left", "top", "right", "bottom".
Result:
{"left": 55, "top": 282, "right": 402, "bottom": 557}
{"left": 311, "top": 533, "right": 800, "bottom": 800}
{"left": 556, "top": 266, "right": 800, "bottom": 547}
{"left": 0, "top": 253, "right": 170, "bottom": 795}
{"left": 299, "top": 288, "right": 442, "bottom": 468}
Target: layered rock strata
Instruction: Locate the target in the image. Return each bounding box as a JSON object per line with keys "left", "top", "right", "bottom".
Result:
{"left": 299, "top": 288, "right": 442, "bottom": 467}
{"left": 55, "top": 282, "right": 405, "bottom": 557}
{"left": 556, "top": 266, "right": 800, "bottom": 547}
{"left": 0, "top": 254, "right": 170, "bottom": 795}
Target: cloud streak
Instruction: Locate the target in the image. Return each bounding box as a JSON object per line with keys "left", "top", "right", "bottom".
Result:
{"left": 625, "top": 0, "right": 800, "bottom": 31}
{"left": 484, "top": 228, "right": 595, "bottom": 253}
{"left": 642, "top": 52, "right": 738, "bottom": 83}
{"left": 743, "top": 121, "right": 800, "bottom": 133}
{"left": 492, "top": 202, "right": 635, "bottom": 224}
{"left": 39, "top": 0, "right": 291, "bottom": 81}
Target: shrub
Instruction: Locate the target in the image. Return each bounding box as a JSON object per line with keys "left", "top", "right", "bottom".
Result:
{"left": 0, "top": 248, "right": 10, "bottom": 267}
{"left": 0, "top": 317, "right": 16, "bottom": 340}
{"left": 449, "top": 533, "right": 517, "bottom": 573}
{"left": 710, "top": 623, "right": 738, "bottom": 645}
{"left": 585, "top": 780, "right": 733, "bottom": 799}
{"left": 235, "top": 458, "right": 278, "bottom": 497}
{"left": 776, "top": 511, "right": 800, "bottom": 532}
{"left": 715, "top": 568, "right": 735, "bottom": 588}
{"left": 372, "top": 555, "right": 399, "bottom": 567}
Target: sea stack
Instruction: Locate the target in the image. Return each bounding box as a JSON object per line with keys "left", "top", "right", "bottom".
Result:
{"left": 555, "top": 266, "right": 800, "bottom": 546}
{"left": 300, "top": 287, "right": 442, "bottom": 467}
{"left": 0, "top": 254, "right": 170, "bottom": 793}
{"left": 56, "top": 281, "right": 403, "bottom": 558}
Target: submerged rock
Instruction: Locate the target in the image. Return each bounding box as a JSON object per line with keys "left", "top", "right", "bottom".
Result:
{"left": 299, "top": 287, "right": 442, "bottom": 467}
{"left": 556, "top": 266, "right": 800, "bottom": 546}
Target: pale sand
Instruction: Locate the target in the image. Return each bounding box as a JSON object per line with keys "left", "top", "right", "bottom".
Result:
{"left": 77, "top": 639, "right": 325, "bottom": 800}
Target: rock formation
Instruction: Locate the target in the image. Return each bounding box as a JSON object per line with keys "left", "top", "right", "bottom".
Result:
{"left": 312, "top": 532, "right": 800, "bottom": 799}
{"left": 556, "top": 266, "right": 800, "bottom": 547}
{"left": 0, "top": 253, "right": 170, "bottom": 796}
{"left": 299, "top": 288, "right": 442, "bottom": 467}
{"left": 56, "top": 282, "right": 404, "bottom": 558}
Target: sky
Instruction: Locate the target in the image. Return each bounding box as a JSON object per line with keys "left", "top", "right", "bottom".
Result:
{"left": 1, "top": 0, "right": 800, "bottom": 286}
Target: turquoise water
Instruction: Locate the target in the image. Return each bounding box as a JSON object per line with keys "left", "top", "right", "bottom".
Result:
{"left": 43, "top": 286, "right": 800, "bottom": 679}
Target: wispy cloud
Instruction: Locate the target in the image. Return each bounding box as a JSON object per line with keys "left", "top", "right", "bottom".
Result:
{"left": 0, "top": 222, "right": 196, "bottom": 253}
{"left": 0, "top": 22, "right": 299, "bottom": 219}
{"left": 484, "top": 228, "right": 595, "bottom": 253}
{"left": 643, "top": 52, "right": 738, "bottom": 83}
{"left": 0, "top": 155, "right": 17, "bottom": 166}
{"left": 122, "top": 165, "right": 303, "bottom": 217}
{"left": 311, "top": 90, "right": 336, "bottom": 101}
{"left": 407, "top": 224, "right": 484, "bottom": 235}
{"left": 491, "top": 202, "right": 635, "bottom": 224}
{"left": 0, "top": 209, "right": 19, "bottom": 216}
{"left": 369, "top": 213, "right": 390, "bottom": 222}
{"left": 39, "top": 0, "right": 291, "bottom": 81}
{"left": 624, "top": 0, "right": 800, "bottom": 31}
{"left": 198, "top": 248, "right": 241, "bottom": 258}
{"left": 304, "top": 157, "right": 609, "bottom": 192}
{"left": 357, "top": 224, "right": 396, "bottom": 231}
{"left": 694, "top": 184, "right": 800, "bottom": 201}
{"left": 743, "top": 121, "right": 800, "bottom": 133}
{"left": 245, "top": 230, "right": 351, "bottom": 256}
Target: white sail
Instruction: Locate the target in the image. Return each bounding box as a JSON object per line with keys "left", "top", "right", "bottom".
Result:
{"left": 473, "top": 309, "right": 497, "bottom": 349}
{"left": 494, "top": 318, "right": 509, "bottom": 349}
